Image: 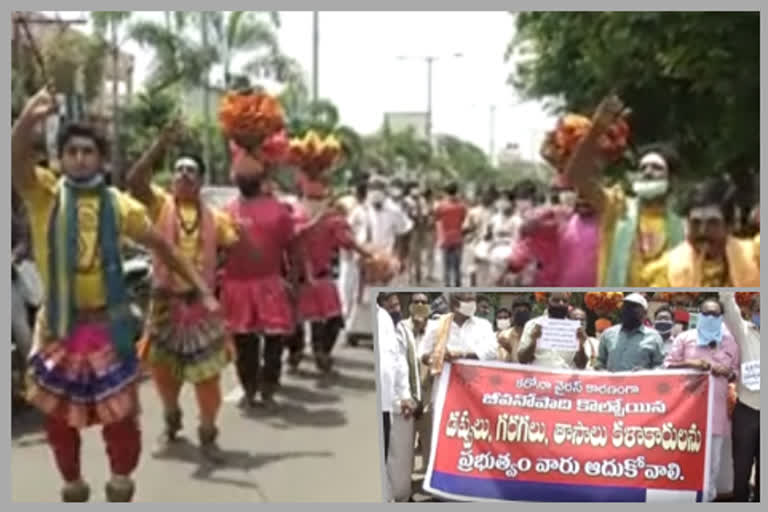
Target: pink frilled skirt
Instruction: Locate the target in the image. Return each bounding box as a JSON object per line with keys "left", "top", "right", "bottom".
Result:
{"left": 297, "top": 278, "right": 342, "bottom": 322}
{"left": 219, "top": 275, "right": 296, "bottom": 335}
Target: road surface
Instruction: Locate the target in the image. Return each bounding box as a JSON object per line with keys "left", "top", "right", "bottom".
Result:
{"left": 12, "top": 339, "right": 383, "bottom": 503}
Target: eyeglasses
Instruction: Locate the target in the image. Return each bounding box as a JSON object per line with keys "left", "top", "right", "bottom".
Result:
{"left": 700, "top": 311, "right": 722, "bottom": 317}
{"left": 639, "top": 162, "right": 667, "bottom": 172}
{"left": 411, "top": 299, "right": 428, "bottom": 305}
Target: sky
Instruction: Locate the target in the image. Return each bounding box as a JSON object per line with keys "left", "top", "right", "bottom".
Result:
{"left": 48, "top": 11, "right": 557, "bottom": 161}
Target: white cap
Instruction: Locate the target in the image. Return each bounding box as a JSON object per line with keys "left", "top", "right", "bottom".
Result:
{"left": 624, "top": 293, "right": 648, "bottom": 310}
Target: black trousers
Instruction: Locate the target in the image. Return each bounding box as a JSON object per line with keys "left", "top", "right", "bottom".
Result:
{"left": 732, "top": 401, "right": 760, "bottom": 502}
{"left": 383, "top": 412, "right": 391, "bottom": 461}
{"left": 310, "top": 316, "right": 344, "bottom": 358}
{"left": 234, "top": 333, "right": 284, "bottom": 397}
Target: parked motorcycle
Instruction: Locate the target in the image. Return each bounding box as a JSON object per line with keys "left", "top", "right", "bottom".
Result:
{"left": 11, "top": 259, "right": 42, "bottom": 414}
{"left": 122, "top": 244, "right": 152, "bottom": 342}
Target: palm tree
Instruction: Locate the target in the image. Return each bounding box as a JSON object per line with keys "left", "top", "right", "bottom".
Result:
{"left": 91, "top": 11, "right": 132, "bottom": 185}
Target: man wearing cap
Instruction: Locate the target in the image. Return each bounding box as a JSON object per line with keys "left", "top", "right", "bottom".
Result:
{"left": 517, "top": 292, "right": 589, "bottom": 370}
{"left": 595, "top": 294, "right": 664, "bottom": 372}
{"left": 126, "top": 121, "right": 238, "bottom": 464}
{"left": 720, "top": 291, "right": 759, "bottom": 502}
{"left": 664, "top": 297, "right": 740, "bottom": 502}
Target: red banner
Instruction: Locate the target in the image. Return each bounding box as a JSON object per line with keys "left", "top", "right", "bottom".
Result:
{"left": 424, "top": 361, "right": 714, "bottom": 502}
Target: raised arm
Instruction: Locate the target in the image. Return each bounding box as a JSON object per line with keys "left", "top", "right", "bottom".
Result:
{"left": 12, "top": 86, "right": 57, "bottom": 193}
{"left": 720, "top": 291, "right": 749, "bottom": 351}
{"left": 562, "top": 95, "right": 626, "bottom": 211}
{"left": 126, "top": 120, "right": 183, "bottom": 205}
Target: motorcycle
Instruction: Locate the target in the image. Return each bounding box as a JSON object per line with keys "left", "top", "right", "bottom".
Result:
{"left": 122, "top": 244, "right": 152, "bottom": 342}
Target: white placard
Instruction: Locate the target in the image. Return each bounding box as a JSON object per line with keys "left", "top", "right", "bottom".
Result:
{"left": 741, "top": 361, "right": 760, "bottom": 391}
{"left": 539, "top": 318, "right": 581, "bottom": 351}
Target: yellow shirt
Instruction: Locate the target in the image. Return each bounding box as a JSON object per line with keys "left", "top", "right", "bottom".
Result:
{"left": 16, "top": 167, "right": 151, "bottom": 309}
{"left": 145, "top": 185, "right": 238, "bottom": 291}
{"left": 627, "top": 204, "right": 668, "bottom": 286}
{"left": 642, "top": 250, "right": 731, "bottom": 287}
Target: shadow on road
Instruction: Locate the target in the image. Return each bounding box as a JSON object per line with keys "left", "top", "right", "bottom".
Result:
{"left": 151, "top": 438, "right": 333, "bottom": 492}
{"left": 277, "top": 383, "right": 341, "bottom": 405}
{"left": 330, "top": 355, "right": 375, "bottom": 373}
{"left": 12, "top": 407, "right": 45, "bottom": 441}
{"left": 243, "top": 401, "right": 348, "bottom": 428}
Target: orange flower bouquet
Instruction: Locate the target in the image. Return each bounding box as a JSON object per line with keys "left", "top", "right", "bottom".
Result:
{"left": 362, "top": 251, "right": 400, "bottom": 284}
{"left": 540, "top": 113, "right": 630, "bottom": 171}
{"left": 654, "top": 292, "right": 699, "bottom": 306}
{"left": 534, "top": 292, "right": 549, "bottom": 304}
{"left": 288, "top": 131, "right": 343, "bottom": 180}
{"left": 218, "top": 90, "right": 287, "bottom": 157}
{"left": 735, "top": 292, "right": 759, "bottom": 308}
{"left": 584, "top": 292, "right": 624, "bottom": 316}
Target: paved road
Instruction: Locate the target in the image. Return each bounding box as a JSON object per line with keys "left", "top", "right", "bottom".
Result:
{"left": 12, "top": 339, "right": 383, "bottom": 503}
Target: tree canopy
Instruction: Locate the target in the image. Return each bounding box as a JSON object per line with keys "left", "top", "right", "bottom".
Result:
{"left": 508, "top": 12, "right": 759, "bottom": 177}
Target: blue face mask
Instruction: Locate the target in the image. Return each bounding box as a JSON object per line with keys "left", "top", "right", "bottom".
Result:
{"left": 752, "top": 313, "right": 760, "bottom": 329}
{"left": 697, "top": 314, "right": 723, "bottom": 346}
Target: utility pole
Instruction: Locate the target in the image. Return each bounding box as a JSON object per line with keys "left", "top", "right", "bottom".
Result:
{"left": 201, "top": 11, "right": 212, "bottom": 183}
{"left": 489, "top": 104, "right": 496, "bottom": 166}
{"left": 312, "top": 11, "right": 319, "bottom": 106}
{"left": 425, "top": 56, "right": 435, "bottom": 148}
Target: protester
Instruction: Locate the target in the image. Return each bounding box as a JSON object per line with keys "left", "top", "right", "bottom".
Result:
{"left": 14, "top": 86, "right": 218, "bottom": 502}
{"left": 496, "top": 297, "right": 533, "bottom": 363}
{"left": 664, "top": 297, "right": 740, "bottom": 502}
{"left": 653, "top": 305, "right": 676, "bottom": 356}
{"left": 517, "top": 292, "right": 588, "bottom": 369}
{"left": 376, "top": 292, "right": 403, "bottom": 502}
{"left": 569, "top": 307, "right": 600, "bottom": 369}
{"left": 464, "top": 187, "right": 496, "bottom": 286}
{"left": 595, "top": 294, "right": 664, "bottom": 372}
{"left": 402, "top": 181, "right": 430, "bottom": 285}
{"left": 642, "top": 177, "right": 760, "bottom": 287}
{"left": 594, "top": 317, "right": 613, "bottom": 338}
{"left": 126, "top": 121, "right": 239, "bottom": 461}
{"left": 434, "top": 182, "right": 468, "bottom": 287}
{"left": 476, "top": 295, "right": 494, "bottom": 323}
{"left": 721, "top": 292, "right": 760, "bottom": 502}
{"left": 387, "top": 294, "right": 427, "bottom": 502}
{"left": 339, "top": 181, "right": 368, "bottom": 330}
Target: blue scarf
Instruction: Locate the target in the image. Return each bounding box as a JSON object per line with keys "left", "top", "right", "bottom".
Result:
{"left": 47, "top": 178, "right": 135, "bottom": 360}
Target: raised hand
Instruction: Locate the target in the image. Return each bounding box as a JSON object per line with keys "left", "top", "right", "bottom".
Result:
{"left": 21, "top": 84, "right": 58, "bottom": 124}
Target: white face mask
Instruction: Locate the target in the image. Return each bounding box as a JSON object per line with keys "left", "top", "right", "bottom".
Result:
{"left": 632, "top": 179, "right": 669, "bottom": 200}
{"left": 559, "top": 191, "right": 577, "bottom": 208}
{"left": 458, "top": 300, "right": 477, "bottom": 317}
{"left": 409, "top": 189, "right": 420, "bottom": 198}
{"left": 304, "top": 198, "right": 325, "bottom": 218}
{"left": 496, "top": 319, "right": 511, "bottom": 331}
{"left": 497, "top": 200, "right": 512, "bottom": 213}
{"left": 515, "top": 199, "right": 533, "bottom": 215}
{"left": 368, "top": 190, "right": 386, "bottom": 205}
{"left": 390, "top": 187, "right": 403, "bottom": 198}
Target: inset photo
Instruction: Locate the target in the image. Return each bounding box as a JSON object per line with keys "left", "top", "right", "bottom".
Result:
{"left": 375, "top": 290, "right": 760, "bottom": 503}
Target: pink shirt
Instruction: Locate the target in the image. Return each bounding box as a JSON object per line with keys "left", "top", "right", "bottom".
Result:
{"left": 664, "top": 328, "right": 740, "bottom": 437}
{"left": 297, "top": 213, "right": 355, "bottom": 277}
{"left": 558, "top": 214, "right": 598, "bottom": 286}
{"left": 224, "top": 196, "right": 294, "bottom": 279}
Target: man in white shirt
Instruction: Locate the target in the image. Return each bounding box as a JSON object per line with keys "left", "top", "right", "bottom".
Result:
{"left": 418, "top": 292, "right": 499, "bottom": 469}
{"left": 517, "top": 292, "right": 589, "bottom": 369}
{"left": 721, "top": 291, "right": 760, "bottom": 502}
{"left": 376, "top": 292, "right": 408, "bottom": 502}
{"left": 387, "top": 293, "right": 433, "bottom": 502}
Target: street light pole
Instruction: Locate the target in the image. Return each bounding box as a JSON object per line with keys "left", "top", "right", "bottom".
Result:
{"left": 426, "top": 56, "right": 434, "bottom": 147}
{"left": 312, "top": 11, "right": 319, "bottom": 105}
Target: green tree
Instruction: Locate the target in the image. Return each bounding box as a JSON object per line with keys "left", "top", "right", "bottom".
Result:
{"left": 508, "top": 12, "right": 759, "bottom": 175}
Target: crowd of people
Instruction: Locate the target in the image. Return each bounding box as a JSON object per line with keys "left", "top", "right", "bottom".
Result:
{"left": 377, "top": 291, "right": 760, "bottom": 503}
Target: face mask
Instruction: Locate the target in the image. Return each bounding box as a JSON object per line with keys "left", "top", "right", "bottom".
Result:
{"left": 410, "top": 304, "right": 430, "bottom": 319}
{"left": 409, "top": 189, "right": 420, "bottom": 198}
{"left": 752, "top": 313, "right": 760, "bottom": 329}
{"left": 697, "top": 315, "right": 723, "bottom": 346}
{"left": 389, "top": 311, "right": 403, "bottom": 325}
{"left": 390, "top": 187, "right": 403, "bottom": 198}
{"left": 496, "top": 319, "right": 512, "bottom": 331}
{"left": 457, "top": 301, "right": 477, "bottom": 317}
{"left": 654, "top": 320, "right": 674, "bottom": 340}
{"left": 304, "top": 198, "right": 325, "bottom": 218}
{"left": 515, "top": 199, "right": 533, "bottom": 215}
{"left": 632, "top": 179, "right": 669, "bottom": 200}
{"left": 559, "top": 191, "right": 577, "bottom": 207}
{"left": 368, "top": 190, "right": 386, "bottom": 206}
{"left": 64, "top": 173, "right": 105, "bottom": 190}
{"left": 497, "top": 200, "right": 512, "bottom": 213}
{"left": 621, "top": 306, "right": 643, "bottom": 330}
{"left": 513, "top": 310, "right": 531, "bottom": 327}
{"left": 548, "top": 305, "right": 568, "bottom": 319}
{"left": 173, "top": 177, "right": 200, "bottom": 201}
